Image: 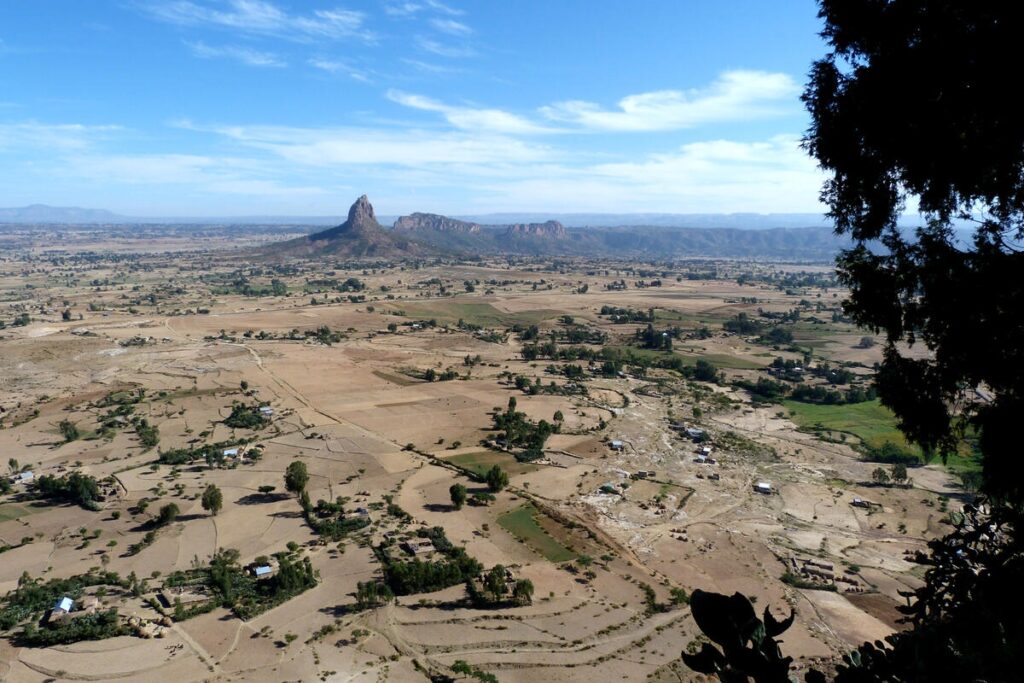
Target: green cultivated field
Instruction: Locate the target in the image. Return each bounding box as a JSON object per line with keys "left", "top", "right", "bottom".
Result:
{"left": 783, "top": 399, "right": 917, "bottom": 452}
{"left": 498, "top": 503, "right": 577, "bottom": 562}
{"left": 443, "top": 451, "right": 540, "bottom": 478}
{"left": 784, "top": 399, "right": 980, "bottom": 473}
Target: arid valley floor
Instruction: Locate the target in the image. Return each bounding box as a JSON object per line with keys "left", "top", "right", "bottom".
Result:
{"left": 0, "top": 227, "right": 970, "bottom": 683}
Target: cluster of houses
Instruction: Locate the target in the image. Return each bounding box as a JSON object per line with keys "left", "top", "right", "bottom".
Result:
{"left": 49, "top": 594, "right": 165, "bottom": 637}
{"left": 788, "top": 556, "right": 865, "bottom": 592}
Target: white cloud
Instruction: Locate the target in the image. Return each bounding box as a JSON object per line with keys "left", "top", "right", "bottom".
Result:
{"left": 386, "top": 90, "right": 556, "bottom": 135}
{"left": 385, "top": 0, "right": 463, "bottom": 17}
{"left": 540, "top": 70, "right": 800, "bottom": 131}
{"left": 430, "top": 18, "right": 471, "bottom": 35}
{"left": 187, "top": 41, "right": 286, "bottom": 67}
{"left": 194, "top": 122, "right": 554, "bottom": 166}
{"left": 425, "top": 0, "right": 463, "bottom": 15}
{"left": 400, "top": 58, "right": 462, "bottom": 75}
{"left": 416, "top": 37, "right": 474, "bottom": 58}
{"left": 0, "top": 122, "right": 120, "bottom": 151}
{"left": 146, "top": 0, "right": 373, "bottom": 42}
{"left": 384, "top": 2, "right": 425, "bottom": 17}
{"left": 308, "top": 57, "right": 371, "bottom": 82}
{"left": 57, "top": 152, "right": 326, "bottom": 197}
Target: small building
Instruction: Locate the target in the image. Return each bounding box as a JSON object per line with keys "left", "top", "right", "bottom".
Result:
{"left": 354, "top": 507, "right": 370, "bottom": 517}
{"left": 258, "top": 406, "right": 274, "bottom": 416}
{"left": 54, "top": 596, "right": 74, "bottom": 614}
{"left": 401, "top": 539, "right": 434, "bottom": 556}
{"left": 685, "top": 427, "right": 705, "bottom": 440}
{"left": 252, "top": 565, "right": 274, "bottom": 579}
{"left": 609, "top": 440, "right": 624, "bottom": 451}
{"left": 700, "top": 446, "right": 713, "bottom": 456}
{"left": 754, "top": 482, "right": 773, "bottom": 495}
{"left": 11, "top": 471, "right": 34, "bottom": 485}
{"left": 223, "top": 448, "right": 240, "bottom": 458}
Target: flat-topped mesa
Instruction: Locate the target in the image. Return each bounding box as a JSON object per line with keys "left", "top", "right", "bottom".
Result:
{"left": 393, "top": 212, "right": 482, "bottom": 234}
{"left": 504, "top": 220, "right": 567, "bottom": 238}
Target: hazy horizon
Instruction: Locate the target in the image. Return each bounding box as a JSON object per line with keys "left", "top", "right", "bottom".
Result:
{"left": 0, "top": 1, "right": 830, "bottom": 216}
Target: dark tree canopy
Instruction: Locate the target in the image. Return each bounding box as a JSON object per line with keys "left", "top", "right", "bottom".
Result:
{"left": 804, "top": 0, "right": 1024, "bottom": 504}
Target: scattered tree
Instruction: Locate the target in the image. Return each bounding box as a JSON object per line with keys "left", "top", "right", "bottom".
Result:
{"left": 485, "top": 466, "right": 508, "bottom": 493}
{"left": 449, "top": 483, "right": 467, "bottom": 510}
{"left": 284, "top": 461, "right": 309, "bottom": 496}
{"left": 57, "top": 420, "right": 80, "bottom": 443}
{"left": 201, "top": 484, "right": 223, "bottom": 516}
{"left": 871, "top": 467, "right": 890, "bottom": 486}
{"left": 156, "top": 503, "right": 179, "bottom": 527}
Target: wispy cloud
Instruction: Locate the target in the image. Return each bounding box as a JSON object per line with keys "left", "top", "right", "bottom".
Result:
{"left": 189, "top": 122, "right": 553, "bottom": 166}
{"left": 384, "top": 2, "right": 425, "bottom": 17}
{"left": 308, "top": 57, "right": 371, "bottom": 82}
{"left": 58, "top": 152, "right": 327, "bottom": 197}
{"left": 385, "top": 1, "right": 463, "bottom": 17}
{"left": 400, "top": 58, "right": 463, "bottom": 75}
{"left": 425, "top": 0, "right": 463, "bottom": 16}
{"left": 540, "top": 70, "right": 800, "bottom": 131}
{"left": 187, "top": 41, "right": 286, "bottom": 67}
{"left": 416, "top": 37, "right": 474, "bottom": 58}
{"left": 387, "top": 90, "right": 555, "bottom": 135}
{"left": 0, "top": 122, "right": 120, "bottom": 151}
{"left": 145, "top": 0, "right": 374, "bottom": 42}
{"left": 430, "top": 18, "right": 471, "bottom": 35}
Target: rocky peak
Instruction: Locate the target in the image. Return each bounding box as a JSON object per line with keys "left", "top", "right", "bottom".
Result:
{"left": 346, "top": 194, "right": 379, "bottom": 230}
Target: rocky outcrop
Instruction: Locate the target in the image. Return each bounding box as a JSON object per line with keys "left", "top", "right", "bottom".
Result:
{"left": 270, "top": 195, "right": 433, "bottom": 258}
{"left": 393, "top": 212, "right": 482, "bottom": 234}
{"left": 310, "top": 194, "right": 382, "bottom": 241}
{"left": 504, "top": 220, "right": 566, "bottom": 238}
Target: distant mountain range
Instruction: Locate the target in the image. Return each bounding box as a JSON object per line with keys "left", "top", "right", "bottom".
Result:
{"left": 0, "top": 200, "right": 966, "bottom": 261}
{"left": 0, "top": 202, "right": 941, "bottom": 229}
{"left": 0, "top": 202, "right": 847, "bottom": 230}
{"left": 257, "top": 196, "right": 850, "bottom": 261}
{"left": 0, "top": 204, "right": 128, "bottom": 224}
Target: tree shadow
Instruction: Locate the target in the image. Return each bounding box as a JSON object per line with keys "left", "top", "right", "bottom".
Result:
{"left": 235, "top": 493, "right": 289, "bottom": 505}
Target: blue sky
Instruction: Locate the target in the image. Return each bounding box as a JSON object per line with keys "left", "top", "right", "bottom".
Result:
{"left": 0, "top": 1, "right": 829, "bottom": 216}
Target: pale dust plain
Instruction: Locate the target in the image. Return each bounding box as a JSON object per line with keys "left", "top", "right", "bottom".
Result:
{"left": 0, "top": 234, "right": 962, "bottom": 682}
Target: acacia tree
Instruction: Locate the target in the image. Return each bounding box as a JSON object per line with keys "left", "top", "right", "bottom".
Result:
{"left": 803, "top": 0, "right": 1023, "bottom": 504}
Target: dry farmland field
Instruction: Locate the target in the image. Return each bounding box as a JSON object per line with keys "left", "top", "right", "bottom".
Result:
{"left": 0, "top": 229, "right": 975, "bottom": 682}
